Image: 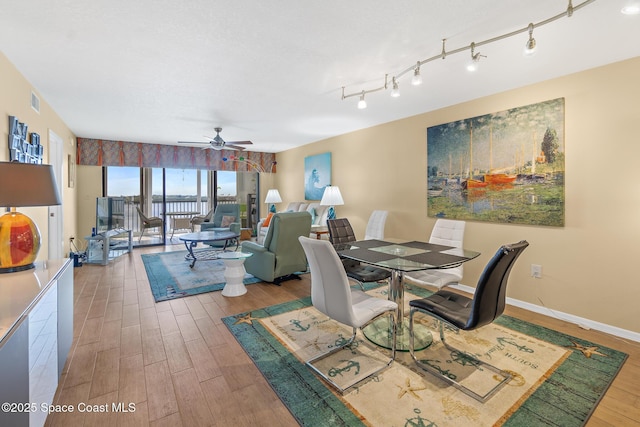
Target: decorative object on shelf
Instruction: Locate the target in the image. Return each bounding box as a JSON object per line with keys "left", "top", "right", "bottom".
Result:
{"left": 320, "top": 186, "right": 344, "bottom": 220}
{"left": 7, "top": 115, "right": 43, "bottom": 164}
{"left": 304, "top": 152, "right": 331, "bottom": 200}
{"left": 427, "top": 97, "right": 565, "bottom": 227}
{"left": 340, "top": 0, "right": 593, "bottom": 108}
{"left": 0, "top": 162, "right": 61, "bottom": 273}
{"left": 264, "top": 189, "right": 282, "bottom": 213}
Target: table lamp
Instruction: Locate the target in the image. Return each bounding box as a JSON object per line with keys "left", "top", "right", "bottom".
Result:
{"left": 320, "top": 186, "right": 344, "bottom": 220}
{"left": 0, "top": 162, "right": 61, "bottom": 273}
{"left": 264, "top": 189, "right": 282, "bottom": 213}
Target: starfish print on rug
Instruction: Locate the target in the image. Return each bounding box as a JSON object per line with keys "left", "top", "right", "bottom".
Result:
{"left": 234, "top": 312, "right": 258, "bottom": 325}
{"left": 396, "top": 377, "right": 427, "bottom": 400}
{"left": 566, "top": 341, "right": 608, "bottom": 358}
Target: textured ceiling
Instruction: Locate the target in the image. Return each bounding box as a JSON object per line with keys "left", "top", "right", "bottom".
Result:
{"left": 1, "top": 0, "right": 639, "bottom": 153}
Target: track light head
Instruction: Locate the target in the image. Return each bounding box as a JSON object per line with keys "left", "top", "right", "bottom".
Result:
{"left": 524, "top": 23, "right": 537, "bottom": 56}
{"left": 467, "top": 42, "right": 485, "bottom": 72}
{"left": 390, "top": 77, "right": 400, "bottom": 97}
{"left": 411, "top": 61, "right": 422, "bottom": 85}
{"left": 357, "top": 91, "right": 367, "bottom": 109}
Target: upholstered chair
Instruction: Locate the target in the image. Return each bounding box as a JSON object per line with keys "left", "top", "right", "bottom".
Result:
{"left": 409, "top": 240, "right": 529, "bottom": 402}
{"left": 404, "top": 219, "right": 466, "bottom": 289}
{"left": 298, "top": 236, "right": 397, "bottom": 394}
{"left": 200, "top": 204, "right": 241, "bottom": 247}
{"left": 364, "top": 210, "right": 388, "bottom": 240}
{"left": 241, "top": 212, "right": 312, "bottom": 284}
{"left": 326, "top": 218, "right": 391, "bottom": 286}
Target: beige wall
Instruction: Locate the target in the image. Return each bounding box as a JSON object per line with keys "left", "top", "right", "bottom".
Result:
{"left": 275, "top": 56, "right": 640, "bottom": 335}
{"left": 1, "top": 52, "right": 77, "bottom": 258}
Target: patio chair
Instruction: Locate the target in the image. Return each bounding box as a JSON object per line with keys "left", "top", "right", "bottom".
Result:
{"left": 136, "top": 206, "right": 163, "bottom": 242}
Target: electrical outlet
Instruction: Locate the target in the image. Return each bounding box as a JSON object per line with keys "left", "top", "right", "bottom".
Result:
{"left": 531, "top": 264, "right": 542, "bottom": 279}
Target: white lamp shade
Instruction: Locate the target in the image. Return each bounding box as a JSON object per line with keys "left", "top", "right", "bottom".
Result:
{"left": 264, "top": 189, "right": 282, "bottom": 204}
{"left": 320, "top": 186, "right": 344, "bottom": 206}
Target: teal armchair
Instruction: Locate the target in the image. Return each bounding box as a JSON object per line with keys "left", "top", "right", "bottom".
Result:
{"left": 201, "top": 203, "right": 241, "bottom": 247}
{"left": 241, "top": 211, "right": 312, "bottom": 284}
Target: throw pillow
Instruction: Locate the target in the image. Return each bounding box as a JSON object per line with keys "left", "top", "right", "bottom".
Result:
{"left": 221, "top": 215, "right": 236, "bottom": 227}
{"left": 262, "top": 212, "right": 274, "bottom": 227}
{"left": 309, "top": 208, "right": 317, "bottom": 224}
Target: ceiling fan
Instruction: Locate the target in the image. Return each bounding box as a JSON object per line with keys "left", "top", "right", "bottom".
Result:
{"left": 178, "top": 127, "right": 253, "bottom": 151}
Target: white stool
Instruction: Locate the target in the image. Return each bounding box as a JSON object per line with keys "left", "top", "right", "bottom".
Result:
{"left": 217, "top": 252, "right": 253, "bottom": 297}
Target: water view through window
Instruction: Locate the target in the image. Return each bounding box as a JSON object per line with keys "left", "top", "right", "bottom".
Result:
{"left": 106, "top": 167, "right": 238, "bottom": 245}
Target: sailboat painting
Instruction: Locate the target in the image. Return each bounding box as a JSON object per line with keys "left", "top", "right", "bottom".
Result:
{"left": 427, "top": 98, "right": 565, "bottom": 227}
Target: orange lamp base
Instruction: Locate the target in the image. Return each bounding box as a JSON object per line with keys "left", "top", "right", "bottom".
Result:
{"left": 0, "top": 210, "right": 41, "bottom": 273}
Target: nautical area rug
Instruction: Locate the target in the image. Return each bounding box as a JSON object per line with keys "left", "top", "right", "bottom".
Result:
{"left": 224, "top": 285, "right": 627, "bottom": 427}
{"left": 141, "top": 250, "right": 261, "bottom": 302}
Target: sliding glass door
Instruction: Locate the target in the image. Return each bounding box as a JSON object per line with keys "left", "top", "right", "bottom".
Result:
{"left": 105, "top": 166, "right": 246, "bottom": 246}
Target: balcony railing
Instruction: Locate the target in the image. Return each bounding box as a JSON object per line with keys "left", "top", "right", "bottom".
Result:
{"left": 120, "top": 196, "right": 239, "bottom": 237}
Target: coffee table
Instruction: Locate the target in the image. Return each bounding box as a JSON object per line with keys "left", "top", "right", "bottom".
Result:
{"left": 179, "top": 230, "right": 240, "bottom": 268}
{"left": 217, "top": 252, "right": 253, "bottom": 297}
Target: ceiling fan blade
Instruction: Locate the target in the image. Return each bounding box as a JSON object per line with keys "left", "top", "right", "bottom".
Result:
{"left": 226, "top": 140, "right": 252, "bottom": 145}
{"left": 225, "top": 144, "right": 247, "bottom": 151}
{"left": 178, "top": 141, "right": 210, "bottom": 145}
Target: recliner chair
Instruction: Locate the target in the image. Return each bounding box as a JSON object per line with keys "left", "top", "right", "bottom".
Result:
{"left": 200, "top": 203, "right": 241, "bottom": 248}
{"left": 241, "top": 211, "right": 312, "bottom": 284}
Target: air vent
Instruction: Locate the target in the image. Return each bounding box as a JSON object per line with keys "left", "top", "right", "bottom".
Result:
{"left": 31, "top": 91, "right": 40, "bottom": 113}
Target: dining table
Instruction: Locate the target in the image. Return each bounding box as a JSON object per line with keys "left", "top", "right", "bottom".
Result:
{"left": 336, "top": 239, "right": 480, "bottom": 351}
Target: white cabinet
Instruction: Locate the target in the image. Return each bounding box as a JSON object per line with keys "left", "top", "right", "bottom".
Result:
{"left": 0, "top": 259, "right": 73, "bottom": 427}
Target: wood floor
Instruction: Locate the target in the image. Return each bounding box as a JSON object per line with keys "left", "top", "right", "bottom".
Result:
{"left": 46, "top": 243, "right": 640, "bottom": 426}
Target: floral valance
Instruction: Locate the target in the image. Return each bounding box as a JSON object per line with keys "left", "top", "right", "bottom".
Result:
{"left": 76, "top": 138, "right": 277, "bottom": 173}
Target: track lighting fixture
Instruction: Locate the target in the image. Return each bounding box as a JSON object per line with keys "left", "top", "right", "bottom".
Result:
{"left": 340, "top": 0, "right": 597, "bottom": 109}
{"left": 466, "top": 42, "right": 485, "bottom": 72}
{"left": 524, "top": 23, "right": 537, "bottom": 56}
{"left": 357, "top": 91, "right": 367, "bottom": 109}
{"left": 390, "top": 77, "right": 400, "bottom": 97}
{"left": 411, "top": 62, "right": 422, "bottom": 86}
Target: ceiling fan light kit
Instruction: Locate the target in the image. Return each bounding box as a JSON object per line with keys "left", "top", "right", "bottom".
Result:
{"left": 341, "top": 0, "right": 598, "bottom": 108}
{"left": 178, "top": 127, "right": 253, "bottom": 151}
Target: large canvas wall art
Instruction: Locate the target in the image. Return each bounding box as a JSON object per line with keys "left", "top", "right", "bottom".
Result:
{"left": 427, "top": 98, "right": 565, "bottom": 226}
{"left": 304, "top": 152, "right": 331, "bottom": 200}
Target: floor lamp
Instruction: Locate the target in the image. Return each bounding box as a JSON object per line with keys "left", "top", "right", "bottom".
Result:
{"left": 0, "top": 162, "right": 61, "bottom": 273}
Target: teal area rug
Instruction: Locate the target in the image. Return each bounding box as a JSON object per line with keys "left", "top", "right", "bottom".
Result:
{"left": 223, "top": 284, "right": 627, "bottom": 427}
{"left": 141, "top": 250, "right": 261, "bottom": 302}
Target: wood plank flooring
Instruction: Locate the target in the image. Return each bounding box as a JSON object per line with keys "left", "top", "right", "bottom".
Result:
{"left": 46, "top": 243, "right": 640, "bottom": 426}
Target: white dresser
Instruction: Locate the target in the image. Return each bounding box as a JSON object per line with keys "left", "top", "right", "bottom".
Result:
{"left": 0, "top": 259, "right": 73, "bottom": 427}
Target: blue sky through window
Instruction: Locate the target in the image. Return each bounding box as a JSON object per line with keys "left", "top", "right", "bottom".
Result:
{"left": 107, "top": 167, "right": 236, "bottom": 196}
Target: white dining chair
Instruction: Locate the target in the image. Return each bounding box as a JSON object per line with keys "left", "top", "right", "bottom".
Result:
{"left": 364, "top": 210, "right": 388, "bottom": 240}
{"left": 404, "top": 219, "right": 466, "bottom": 289}
{"left": 298, "top": 236, "right": 397, "bottom": 394}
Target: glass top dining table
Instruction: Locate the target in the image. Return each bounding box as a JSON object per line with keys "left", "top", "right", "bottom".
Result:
{"left": 335, "top": 239, "right": 481, "bottom": 351}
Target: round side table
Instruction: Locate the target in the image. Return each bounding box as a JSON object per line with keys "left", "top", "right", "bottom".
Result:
{"left": 217, "top": 252, "right": 253, "bottom": 297}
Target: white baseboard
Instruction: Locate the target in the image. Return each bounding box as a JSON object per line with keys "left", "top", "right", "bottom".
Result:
{"left": 451, "top": 284, "right": 640, "bottom": 343}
